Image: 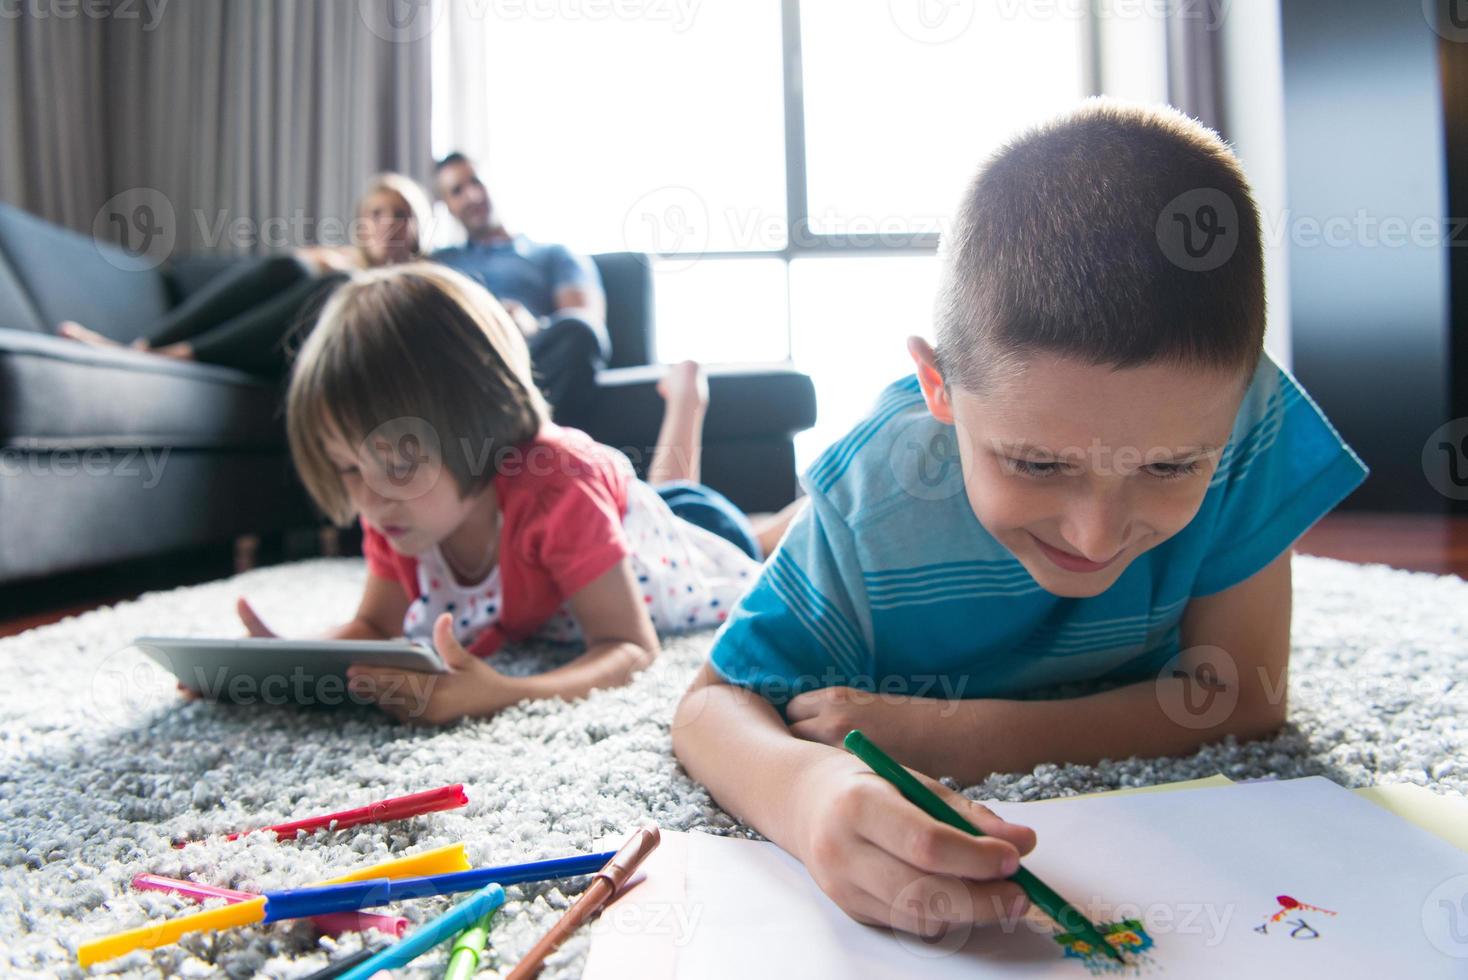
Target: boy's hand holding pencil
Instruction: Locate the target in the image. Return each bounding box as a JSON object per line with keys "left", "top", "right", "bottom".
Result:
{"left": 790, "top": 740, "right": 1036, "bottom": 938}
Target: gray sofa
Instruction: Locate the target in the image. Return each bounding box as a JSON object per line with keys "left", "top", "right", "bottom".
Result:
{"left": 0, "top": 203, "right": 816, "bottom": 584}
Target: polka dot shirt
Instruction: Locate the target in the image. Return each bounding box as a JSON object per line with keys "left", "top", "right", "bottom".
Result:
{"left": 404, "top": 478, "right": 760, "bottom": 648}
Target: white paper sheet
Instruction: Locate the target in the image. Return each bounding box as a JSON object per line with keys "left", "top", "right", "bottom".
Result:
{"left": 584, "top": 777, "right": 1468, "bottom": 978}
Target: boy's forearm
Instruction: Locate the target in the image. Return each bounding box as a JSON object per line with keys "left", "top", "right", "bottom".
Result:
{"left": 926, "top": 679, "right": 1286, "bottom": 784}
{"left": 672, "top": 675, "right": 843, "bottom": 861}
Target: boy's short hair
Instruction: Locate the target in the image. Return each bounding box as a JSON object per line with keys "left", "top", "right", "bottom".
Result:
{"left": 934, "top": 98, "right": 1265, "bottom": 392}
{"left": 287, "top": 262, "right": 549, "bottom": 524}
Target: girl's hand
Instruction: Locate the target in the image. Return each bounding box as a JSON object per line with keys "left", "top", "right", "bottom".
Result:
{"left": 793, "top": 751, "right": 1035, "bottom": 938}
{"left": 236, "top": 597, "right": 278, "bottom": 638}
{"left": 346, "top": 613, "right": 523, "bottom": 725}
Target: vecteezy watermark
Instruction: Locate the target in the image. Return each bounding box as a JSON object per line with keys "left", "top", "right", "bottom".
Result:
{"left": 0, "top": 0, "right": 169, "bottom": 30}
{"left": 893, "top": 875, "right": 978, "bottom": 956}
{"left": 1156, "top": 188, "right": 1240, "bottom": 273}
{"left": 889, "top": 0, "right": 975, "bottom": 44}
{"left": 90, "top": 647, "right": 181, "bottom": 727}
{"left": 1155, "top": 645, "right": 1239, "bottom": 730}
{"left": 1425, "top": 0, "right": 1468, "bottom": 43}
{"left": 889, "top": 886, "right": 1236, "bottom": 959}
{"left": 0, "top": 447, "right": 170, "bottom": 489}
{"left": 356, "top": 416, "right": 445, "bottom": 504}
{"left": 356, "top": 0, "right": 442, "bottom": 42}
{"left": 889, "top": 415, "right": 970, "bottom": 502}
{"left": 591, "top": 899, "right": 705, "bottom": 946}
{"left": 1422, "top": 417, "right": 1468, "bottom": 501}
{"left": 622, "top": 186, "right": 710, "bottom": 272}
{"left": 1261, "top": 208, "right": 1468, "bottom": 251}
{"left": 1423, "top": 874, "right": 1468, "bottom": 958}
{"left": 92, "top": 187, "right": 177, "bottom": 271}
{"left": 891, "top": 0, "right": 1230, "bottom": 43}
{"left": 358, "top": 0, "right": 699, "bottom": 42}
{"left": 182, "top": 666, "right": 429, "bottom": 709}
{"left": 621, "top": 186, "right": 950, "bottom": 270}
{"left": 988, "top": 437, "right": 1226, "bottom": 481}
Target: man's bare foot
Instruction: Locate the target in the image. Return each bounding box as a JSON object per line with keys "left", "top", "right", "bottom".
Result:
{"left": 657, "top": 359, "right": 709, "bottom": 411}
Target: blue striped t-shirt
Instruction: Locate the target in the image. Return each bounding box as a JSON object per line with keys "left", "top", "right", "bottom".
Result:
{"left": 708, "top": 351, "right": 1368, "bottom": 708}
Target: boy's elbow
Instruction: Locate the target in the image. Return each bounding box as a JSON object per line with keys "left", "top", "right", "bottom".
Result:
{"left": 1234, "top": 690, "right": 1288, "bottom": 741}
{"left": 672, "top": 664, "right": 724, "bottom": 758}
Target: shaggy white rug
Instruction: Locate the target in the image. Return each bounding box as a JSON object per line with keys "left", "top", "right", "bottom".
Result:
{"left": 1, "top": 555, "right": 1465, "bottom": 978}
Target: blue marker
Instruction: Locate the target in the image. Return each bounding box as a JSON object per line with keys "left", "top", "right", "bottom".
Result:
{"left": 261, "top": 850, "right": 614, "bottom": 921}
{"left": 335, "top": 883, "right": 505, "bottom": 980}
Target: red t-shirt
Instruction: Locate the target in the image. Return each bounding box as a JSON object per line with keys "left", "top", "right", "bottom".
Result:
{"left": 361, "top": 424, "right": 632, "bottom": 657}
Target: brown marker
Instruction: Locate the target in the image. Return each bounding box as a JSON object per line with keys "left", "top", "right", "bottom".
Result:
{"left": 505, "top": 824, "right": 662, "bottom": 980}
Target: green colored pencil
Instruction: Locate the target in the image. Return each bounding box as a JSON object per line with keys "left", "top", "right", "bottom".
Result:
{"left": 843, "top": 729, "right": 1124, "bottom": 963}
{"left": 442, "top": 908, "right": 497, "bottom": 980}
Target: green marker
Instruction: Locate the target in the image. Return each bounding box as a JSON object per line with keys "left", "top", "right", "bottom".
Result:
{"left": 442, "top": 908, "right": 497, "bottom": 980}
{"left": 842, "top": 729, "right": 1124, "bottom": 964}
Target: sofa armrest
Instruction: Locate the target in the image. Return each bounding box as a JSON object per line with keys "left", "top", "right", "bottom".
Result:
{"left": 586, "top": 363, "right": 817, "bottom": 449}
{"left": 581, "top": 363, "right": 816, "bottom": 512}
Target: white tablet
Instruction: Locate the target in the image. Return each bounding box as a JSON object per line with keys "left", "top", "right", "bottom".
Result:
{"left": 133, "top": 636, "right": 446, "bottom": 706}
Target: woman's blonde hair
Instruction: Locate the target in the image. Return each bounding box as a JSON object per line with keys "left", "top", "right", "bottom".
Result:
{"left": 355, "top": 172, "right": 434, "bottom": 260}
{"left": 287, "top": 262, "right": 550, "bottom": 524}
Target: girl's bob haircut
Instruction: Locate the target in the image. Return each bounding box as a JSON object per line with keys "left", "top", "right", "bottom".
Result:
{"left": 286, "top": 262, "right": 550, "bottom": 524}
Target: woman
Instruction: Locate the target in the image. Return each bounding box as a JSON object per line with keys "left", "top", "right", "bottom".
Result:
{"left": 59, "top": 173, "right": 434, "bottom": 376}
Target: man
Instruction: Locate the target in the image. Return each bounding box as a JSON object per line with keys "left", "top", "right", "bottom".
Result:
{"left": 432, "top": 152, "right": 610, "bottom": 427}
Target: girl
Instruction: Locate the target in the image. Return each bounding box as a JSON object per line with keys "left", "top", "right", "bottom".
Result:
{"left": 239, "top": 262, "right": 799, "bottom": 724}
{"left": 59, "top": 173, "right": 433, "bottom": 375}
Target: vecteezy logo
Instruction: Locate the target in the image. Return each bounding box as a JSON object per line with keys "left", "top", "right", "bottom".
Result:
{"left": 889, "top": 416, "right": 967, "bottom": 502}
{"left": 1423, "top": 418, "right": 1468, "bottom": 501}
{"left": 90, "top": 645, "right": 179, "bottom": 727}
{"left": 92, "top": 188, "right": 177, "bottom": 271}
{"left": 1426, "top": 0, "right": 1468, "bottom": 43}
{"left": 1423, "top": 874, "right": 1468, "bottom": 958}
{"left": 1156, "top": 645, "right": 1239, "bottom": 730}
{"left": 621, "top": 186, "right": 710, "bottom": 272}
{"left": 1155, "top": 188, "right": 1239, "bottom": 272}
{"left": 889, "top": 0, "right": 975, "bottom": 44}
{"left": 357, "top": 0, "right": 442, "bottom": 43}
{"left": 892, "top": 875, "right": 974, "bottom": 958}
{"left": 357, "top": 416, "right": 443, "bottom": 503}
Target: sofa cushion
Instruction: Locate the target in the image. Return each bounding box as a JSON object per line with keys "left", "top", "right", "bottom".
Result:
{"left": 0, "top": 328, "right": 283, "bottom": 450}
{"left": 0, "top": 203, "right": 171, "bottom": 344}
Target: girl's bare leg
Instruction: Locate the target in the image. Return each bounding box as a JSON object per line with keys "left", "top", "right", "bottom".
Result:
{"left": 749, "top": 497, "right": 808, "bottom": 559}
{"left": 648, "top": 359, "right": 708, "bottom": 486}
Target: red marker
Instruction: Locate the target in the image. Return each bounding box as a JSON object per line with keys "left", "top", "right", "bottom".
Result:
{"left": 174, "top": 784, "right": 469, "bottom": 846}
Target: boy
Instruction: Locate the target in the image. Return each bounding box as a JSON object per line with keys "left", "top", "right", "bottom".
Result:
{"left": 672, "top": 99, "right": 1367, "bottom": 937}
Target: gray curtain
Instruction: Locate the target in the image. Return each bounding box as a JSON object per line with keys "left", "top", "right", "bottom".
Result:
{"left": 0, "top": 13, "right": 113, "bottom": 233}
{"left": 1166, "top": 0, "right": 1223, "bottom": 131}
{"left": 0, "top": 0, "right": 431, "bottom": 255}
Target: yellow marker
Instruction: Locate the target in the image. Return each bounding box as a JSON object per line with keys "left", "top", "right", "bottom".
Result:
{"left": 77, "top": 843, "right": 469, "bottom": 968}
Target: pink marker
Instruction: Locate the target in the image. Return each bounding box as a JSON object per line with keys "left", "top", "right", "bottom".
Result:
{"left": 131, "top": 873, "right": 408, "bottom": 938}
